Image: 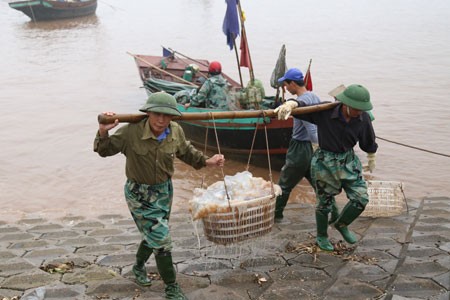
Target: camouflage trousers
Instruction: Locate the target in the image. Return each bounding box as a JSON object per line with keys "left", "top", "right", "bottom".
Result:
{"left": 124, "top": 179, "right": 173, "bottom": 252}
{"left": 311, "top": 149, "right": 369, "bottom": 214}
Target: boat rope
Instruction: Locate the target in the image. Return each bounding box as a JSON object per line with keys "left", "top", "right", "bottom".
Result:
{"left": 98, "top": 0, "right": 125, "bottom": 11}
{"left": 210, "top": 113, "right": 231, "bottom": 203}
{"left": 377, "top": 136, "right": 450, "bottom": 158}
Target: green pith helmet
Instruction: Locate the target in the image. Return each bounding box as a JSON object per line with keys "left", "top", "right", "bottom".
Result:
{"left": 335, "top": 84, "right": 373, "bottom": 111}
{"left": 139, "top": 92, "right": 181, "bottom": 116}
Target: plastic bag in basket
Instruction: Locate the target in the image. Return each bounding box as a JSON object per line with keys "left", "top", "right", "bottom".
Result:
{"left": 189, "top": 171, "right": 281, "bottom": 220}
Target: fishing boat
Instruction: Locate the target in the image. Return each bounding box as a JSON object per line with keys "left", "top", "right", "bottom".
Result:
{"left": 128, "top": 1, "right": 304, "bottom": 167}
{"left": 8, "top": 0, "right": 97, "bottom": 21}
{"left": 131, "top": 52, "right": 293, "bottom": 167}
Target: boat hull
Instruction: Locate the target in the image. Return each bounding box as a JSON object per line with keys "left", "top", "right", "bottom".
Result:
{"left": 9, "top": 0, "right": 97, "bottom": 21}
{"left": 176, "top": 105, "right": 291, "bottom": 168}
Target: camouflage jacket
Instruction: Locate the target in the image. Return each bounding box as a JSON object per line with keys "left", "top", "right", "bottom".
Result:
{"left": 190, "top": 74, "right": 230, "bottom": 109}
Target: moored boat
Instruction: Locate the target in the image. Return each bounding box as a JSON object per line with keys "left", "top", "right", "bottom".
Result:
{"left": 8, "top": 0, "right": 97, "bottom": 21}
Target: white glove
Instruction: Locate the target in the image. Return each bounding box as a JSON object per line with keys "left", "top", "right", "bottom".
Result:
{"left": 273, "top": 100, "right": 298, "bottom": 120}
{"left": 312, "top": 143, "right": 319, "bottom": 152}
{"left": 365, "top": 153, "right": 376, "bottom": 173}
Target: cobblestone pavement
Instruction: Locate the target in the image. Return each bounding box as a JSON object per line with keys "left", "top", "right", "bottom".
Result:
{"left": 1, "top": 197, "right": 449, "bottom": 300}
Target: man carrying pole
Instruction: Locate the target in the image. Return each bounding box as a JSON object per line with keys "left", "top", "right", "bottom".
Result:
{"left": 94, "top": 92, "right": 225, "bottom": 299}
{"left": 275, "top": 84, "right": 378, "bottom": 251}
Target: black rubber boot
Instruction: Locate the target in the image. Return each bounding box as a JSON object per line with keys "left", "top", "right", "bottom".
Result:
{"left": 155, "top": 251, "right": 187, "bottom": 300}
{"left": 334, "top": 202, "right": 364, "bottom": 244}
{"left": 132, "top": 240, "right": 153, "bottom": 286}
{"left": 315, "top": 211, "right": 334, "bottom": 251}
{"left": 274, "top": 193, "right": 289, "bottom": 220}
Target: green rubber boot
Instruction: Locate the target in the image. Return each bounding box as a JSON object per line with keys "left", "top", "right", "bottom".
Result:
{"left": 165, "top": 283, "right": 187, "bottom": 300}
{"left": 155, "top": 251, "right": 188, "bottom": 300}
{"left": 335, "top": 225, "right": 357, "bottom": 244}
{"left": 132, "top": 240, "right": 153, "bottom": 286}
{"left": 315, "top": 211, "right": 334, "bottom": 251}
{"left": 328, "top": 202, "right": 340, "bottom": 225}
{"left": 334, "top": 202, "right": 364, "bottom": 244}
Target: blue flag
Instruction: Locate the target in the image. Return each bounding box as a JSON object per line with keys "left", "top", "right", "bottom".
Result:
{"left": 162, "top": 47, "right": 173, "bottom": 57}
{"left": 222, "top": 0, "right": 240, "bottom": 50}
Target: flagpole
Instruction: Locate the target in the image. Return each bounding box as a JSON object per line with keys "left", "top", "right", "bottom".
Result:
{"left": 232, "top": 34, "right": 244, "bottom": 87}
{"left": 237, "top": 1, "right": 254, "bottom": 83}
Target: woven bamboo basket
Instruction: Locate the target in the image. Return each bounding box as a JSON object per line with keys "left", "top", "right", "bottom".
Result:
{"left": 201, "top": 194, "right": 276, "bottom": 245}
{"left": 361, "top": 180, "right": 407, "bottom": 218}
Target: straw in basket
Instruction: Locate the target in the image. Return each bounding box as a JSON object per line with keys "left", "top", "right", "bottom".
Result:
{"left": 201, "top": 194, "right": 276, "bottom": 246}
{"left": 361, "top": 180, "right": 408, "bottom": 218}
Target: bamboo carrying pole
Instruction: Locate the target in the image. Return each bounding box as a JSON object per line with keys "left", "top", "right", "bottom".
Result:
{"left": 97, "top": 102, "right": 339, "bottom": 124}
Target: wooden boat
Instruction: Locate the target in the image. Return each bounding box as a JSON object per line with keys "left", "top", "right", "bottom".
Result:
{"left": 8, "top": 0, "right": 97, "bottom": 21}
{"left": 132, "top": 53, "right": 293, "bottom": 167}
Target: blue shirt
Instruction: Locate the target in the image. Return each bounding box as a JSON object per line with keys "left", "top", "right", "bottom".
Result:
{"left": 292, "top": 92, "right": 320, "bottom": 143}
{"left": 157, "top": 127, "right": 171, "bottom": 142}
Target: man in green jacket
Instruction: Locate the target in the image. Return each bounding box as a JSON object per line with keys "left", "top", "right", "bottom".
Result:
{"left": 94, "top": 92, "right": 225, "bottom": 299}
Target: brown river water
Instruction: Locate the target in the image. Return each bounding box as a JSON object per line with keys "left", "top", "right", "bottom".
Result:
{"left": 1, "top": 0, "right": 449, "bottom": 222}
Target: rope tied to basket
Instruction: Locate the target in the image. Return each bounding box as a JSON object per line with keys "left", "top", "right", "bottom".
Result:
{"left": 209, "top": 112, "right": 231, "bottom": 204}
{"left": 200, "top": 126, "right": 209, "bottom": 189}
{"left": 245, "top": 110, "right": 275, "bottom": 197}
{"left": 262, "top": 110, "right": 275, "bottom": 197}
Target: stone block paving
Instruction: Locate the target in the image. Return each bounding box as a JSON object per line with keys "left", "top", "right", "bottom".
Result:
{"left": 0, "top": 198, "right": 449, "bottom": 300}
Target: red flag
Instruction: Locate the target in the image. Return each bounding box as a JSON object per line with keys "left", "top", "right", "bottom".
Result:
{"left": 239, "top": 33, "right": 250, "bottom": 68}
{"left": 304, "top": 68, "right": 313, "bottom": 91}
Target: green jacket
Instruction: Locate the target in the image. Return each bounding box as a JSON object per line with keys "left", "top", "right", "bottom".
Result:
{"left": 190, "top": 74, "right": 230, "bottom": 109}
{"left": 94, "top": 119, "right": 207, "bottom": 185}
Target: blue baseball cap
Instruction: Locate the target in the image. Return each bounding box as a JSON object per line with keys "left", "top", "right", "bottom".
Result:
{"left": 277, "top": 68, "right": 304, "bottom": 83}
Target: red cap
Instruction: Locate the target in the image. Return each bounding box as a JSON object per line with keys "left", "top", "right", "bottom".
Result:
{"left": 208, "top": 61, "right": 222, "bottom": 74}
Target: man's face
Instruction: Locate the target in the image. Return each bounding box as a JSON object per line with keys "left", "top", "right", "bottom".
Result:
{"left": 147, "top": 112, "right": 173, "bottom": 136}
{"left": 283, "top": 81, "right": 296, "bottom": 94}
{"left": 345, "top": 105, "right": 363, "bottom": 118}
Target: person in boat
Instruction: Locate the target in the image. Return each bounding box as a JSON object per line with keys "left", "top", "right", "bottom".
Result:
{"left": 272, "top": 67, "right": 330, "bottom": 225}
{"left": 184, "top": 61, "right": 231, "bottom": 109}
{"left": 94, "top": 92, "right": 225, "bottom": 299}
{"left": 275, "top": 84, "right": 377, "bottom": 251}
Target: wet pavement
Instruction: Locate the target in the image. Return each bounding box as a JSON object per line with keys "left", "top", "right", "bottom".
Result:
{"left": 1, "top": 196, "right": 449, "bottom": 300}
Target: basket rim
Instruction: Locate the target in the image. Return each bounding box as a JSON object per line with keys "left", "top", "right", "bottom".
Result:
{"left": 218, "top": 194, "right": 276, "bottom": 209}
{"left": 367, "top": 180, "right": 403, "bottom": 186}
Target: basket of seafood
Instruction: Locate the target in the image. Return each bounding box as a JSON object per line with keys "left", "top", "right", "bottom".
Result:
{"left": 190, "top": 171, "right": 281, "bottom": 245}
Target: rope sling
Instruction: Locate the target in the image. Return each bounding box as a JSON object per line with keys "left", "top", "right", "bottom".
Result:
{"left": 195, "top": 115, "right": 278, "bottom": 245}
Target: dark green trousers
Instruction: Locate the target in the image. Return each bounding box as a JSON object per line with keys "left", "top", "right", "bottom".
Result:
{"left": 275, "top": 139, "right": 314, "bottom": 219}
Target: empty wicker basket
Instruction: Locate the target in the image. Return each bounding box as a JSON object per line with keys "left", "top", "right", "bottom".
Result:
{"left": 201, "top": 194, "right": 276, "bottom": 245}
{"left": 362, "top": 180, "right": 407, "bottom": 218}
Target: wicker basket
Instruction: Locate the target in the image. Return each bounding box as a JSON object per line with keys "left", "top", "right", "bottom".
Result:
{"left": 361, "top": 180, "right": 406, "bottom": 218}
{"left": 201, "top": 194, "right": 276, "bottom": 245}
